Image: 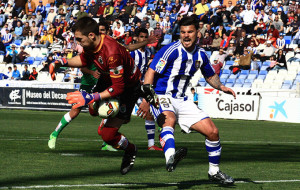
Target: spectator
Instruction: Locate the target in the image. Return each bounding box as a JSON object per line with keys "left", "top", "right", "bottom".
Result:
{"left": 286, "top": 15, "right": 299, "bottom": 36}
{"left": 59, "top": 1, "right": 69, "bottom": 14}
{"left": 14, "top": 21, "right": 23, "bottom": 40}
{"left": 234, "top": 39, "right": 245, "bottom": 55}
{"left": 274, "top": 49, "right": 287, "bottom": 70}
{"left": 211, "top": 32, "right": 222, "bottom": 51}
{"left": 228, "top": 14, "right": 241, "bottom": 29}
{"left": 226, "top": 40, "right": 236, "bottom": 58}
{"left": 211, "top": 58, "right": 223, "bottom": 76}
{"left": 22, "top": 22, "right": 31, "bottom": 37}
{"left": 5, "top": 66, "right": 13, "bottom": 79}
{"left": 103, "top": 3, "right": 114, "bottom": 20}
{"left": 113, "top": 22, "right": 125, "bottom": 39}
{"left": 202, "top": 31, "right": 213, "bottom": 50}
{"left": 275, "top": 33, "right": 285, "bottom": 50}
{"left": 273, "top": 15, "right": 284, "bottom": 33}
{"left": 220, "top": 33, "right": 231, "bottom": 48}
{"left": 288, "top": 0, "right": 299, "bottom": 14}
{"left": 260, "top": 41, "right": 276, "bottom": 62}
{"left": 21, "top": 64, "right": 30, "bottom": 80}
{"left": 47, "top": 8, "right": 57, "bottom": 25}
{"left": 3, "top": 29, "right": 13, "bottom": 47}
{"left": 190, "top": 87, "right": 198, "bottom": 105}
{"left": 215, "top": 48, "right": 228, "bottom": 64}
{"left": 119, "top": 9, "right": 129, "bottom": 25}
{"left": 96, "top": 1, "right": 107, "bottom": 17}
{"left": 30, "top": 21, "right": 38, "bottom": 36}
{"left": 178, "top": 0, "right": 189, "bottom": 16}
{"left": 35, "top": 1, "right": 46, "bottom": 18}
{"left": 240, "top": 4, "right": 255, "bottom": 34}
{"left": 28, "top": 67, "right": 38, "bottom": 80}
{"left": 25, "top": 0, "right": 36, "bottom": 15}
{"left": 21, "top": 30, "right": 35, "bottom": 47}
{"left": 13, "top": 0, "right": 26, "bottom": 16}
{"left": 254, "top": 18, "right": 266, "bottom": 34}
{"left": 238, "top": 49, "right": 254, "bottom": 70}
{"left": 172, "top": 0, "right": 181, "bottom": 12}
{"left": 193, "top": 0, "right": 208, "bottom": 22}
{"left": 227, "top": 1, "right": 234, "bottom": 12}
{"left": 12, "top": 65, "right": 21, "bottom": 80}
{"left": 36, "top": 30, "right": 53, "bottom": 48}
{"left": 16, "top": 46, "right": 29, "bottom": 63}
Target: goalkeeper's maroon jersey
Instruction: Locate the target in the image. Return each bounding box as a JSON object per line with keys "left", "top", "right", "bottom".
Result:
{"left": 80, "top": 34, "right": 141, "bottom": 97}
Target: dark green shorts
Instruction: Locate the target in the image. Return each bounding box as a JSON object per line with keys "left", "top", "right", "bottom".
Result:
{"left": 79, "top": 84, "right": 95, "bottom": 93}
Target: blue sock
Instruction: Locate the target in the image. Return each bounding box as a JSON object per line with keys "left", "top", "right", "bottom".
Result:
{"left": 160, "top": 126, "right": 175, "bottom": 163}
{"left": 205, "top": 139, "right": 221, "bottom": 175}
{"left": 145, "top": 120, "right": 155, "bottom": 147}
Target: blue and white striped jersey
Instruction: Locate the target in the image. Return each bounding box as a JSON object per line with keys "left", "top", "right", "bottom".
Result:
{"left": 150, "top": 41, "right": 215, "bottom": 98}
{"left": 130, "top": 48, "right": 151, "bottom": 81}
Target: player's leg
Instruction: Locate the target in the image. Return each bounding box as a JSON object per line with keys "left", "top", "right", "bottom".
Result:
{"left": 48, "top": 107, "right": 81, "bottom": 149}
{"left": 100, "top": 117, "right": 137, "bottom": 175}
{"left": 190, "top": 118, "right": 234, "bottom": 184}
{"left": 145, "top": 112, "right": 162, "bottom": 151}
{"left": 97, "top": 119, "right": 117, "bottom": 151}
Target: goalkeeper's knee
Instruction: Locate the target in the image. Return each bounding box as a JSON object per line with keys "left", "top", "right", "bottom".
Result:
{"left": 101, "top": 127, "right": 121, "bottom": 146}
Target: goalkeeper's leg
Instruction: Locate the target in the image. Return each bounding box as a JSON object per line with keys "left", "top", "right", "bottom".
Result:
{"left": 48, "top": 108, "right": 81, "bottom": 149}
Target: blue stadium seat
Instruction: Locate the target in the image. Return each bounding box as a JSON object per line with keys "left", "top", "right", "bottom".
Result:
{"left": 238, "top": 74, "right": 248, "bottom": 79}
{"left": 14, "top": 40, "right": 22, "bottom": 46}
{"left": 250, "top": 70, "right": 258, "bottom": 75}
{"left": 240, "top": 70, "right": 249, "bottom": 75}
{"left": 220, "top": 73, "right": 229, "bottom": 79}
{"left": 263, "top": 61, "right": 271, "bottom": 66}
{"left": 33, "top": 61, "right": 41, "bottom": 65}
{"left": 227, "top": 78, "right": 236, "bottom": 83}
{"left": 161, "top": 34, "right": 172, "bottom": 45}
{"left": 245, "top": 79, "right": 254, "bottom": 83}
{"left": 222, "top": 69, "right": 231, "bottom": 74}
{"left": 291, "top": 84, "right": 297, "bottom": 89}
{"left": 284, "top": 36, "right": 292, "bottom": 45}
{"left": 247, "top": 74, "right": 257, "bottom": 80}
{"left": 35, "top": 57, "right": 43, "bottom": 61}
{"left": 206, "top": 51, "right": 212, "bottom": 56}
{"left": 148, "top": 4, "right": 156, "bottom": 11}
{"left": 198, "top": 81, "right": 206, "bottom": 86}
{"left": 236, "top": 79, "right": 245, "bottom": 84}
{"left": 234, "top": 83, "right": 243, "bottom": 87}
{"left": 223, "top": 65, "right": 231, "bottom": 70}
{"left": 295, "top": 75, "right": 300, "bottom": 80}
{"left": 229, "top": 74, "right": 238, "bottom": 79}
{"left": 259, "top": 70, "right": 268, "bottom": 75}
{"left": 220, "top": 78, "right": 226, "bottom": 83}
{"left": 199, "top": 78, "right": 206, "bottom": 82}
{"left": 225, "top": 61, "right": 234, "bottom": 66}
{"left": 283, "top": 80, "right": 293, "bottom": 85}
{"left": 281, "top": 84, "right": 291, "bottom": 89}
{"left": 243, "top": 83, "right": 252, "bottom": 88}
{"left": 257, "top": 75, "right": 266, "bottom": 80}
{"left": 25, "top": 57, "right": 35, "bottom": 65}
{"left": 225, "top": 82, "right": 234, "bottom": 87}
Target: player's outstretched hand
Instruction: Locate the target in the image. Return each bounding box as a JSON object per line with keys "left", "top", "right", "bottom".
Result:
{"left": 220, "top": 86, "right": 236, "bottom": 98}
{"left": 147, "top": 35, "right": 158, "bottom": 44}
{"left": 141, "top": 84, "right": 160, "bottom": 109}
{"left": 137, "top": 99, "right": 151, "bottom": 119}
{"left": 66, "top": 91, "right": 95, "bottom": 109}
{"left": 49, "top": 58, "right": 68, "bottom": 81}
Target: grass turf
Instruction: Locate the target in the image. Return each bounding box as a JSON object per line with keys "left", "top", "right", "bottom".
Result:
{"left": 0, "top": 109, "right": 300, "bottom": 190}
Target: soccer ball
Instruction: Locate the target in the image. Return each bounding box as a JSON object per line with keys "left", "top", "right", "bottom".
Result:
{"left": 93, "top": 99, "right": 120, "bottom": 119}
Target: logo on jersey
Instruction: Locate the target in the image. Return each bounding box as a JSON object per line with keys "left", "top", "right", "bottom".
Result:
{"left": 156, "top": 58, "right": 167, "bottom": 72}
{"left": 108, "top": 56, "right": 118, "bottom": 65}
{"left": 109, "top": 65, "right": 124, "bottom": 78}
{"left": 98, "top": 56, "right": 103, "bottom": 64}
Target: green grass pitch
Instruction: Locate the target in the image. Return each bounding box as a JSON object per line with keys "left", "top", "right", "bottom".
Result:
{"left": 0, "top": 109, "right": 300, "bottom": 190}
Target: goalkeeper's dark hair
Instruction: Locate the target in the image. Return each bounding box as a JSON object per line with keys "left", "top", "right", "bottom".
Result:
{"left": 135, "top": 28, "right": 149, "bottom": 37}
{"left": 72, "top": 16, "right": 99, "bottom": 36}
{"left": 178, "top": 15, "right": 199, "bottom": 30}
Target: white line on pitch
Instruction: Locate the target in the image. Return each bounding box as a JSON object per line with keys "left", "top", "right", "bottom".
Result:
{"left": 0, "top": 180, "right": 300, "bottom": 189}
{"left": 1, "top": 138, "right": 300, "bottom": 144}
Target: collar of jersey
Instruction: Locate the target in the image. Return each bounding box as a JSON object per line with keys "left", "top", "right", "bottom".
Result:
{"left": 93, "top": 34, "right": 105, "bottom": 53}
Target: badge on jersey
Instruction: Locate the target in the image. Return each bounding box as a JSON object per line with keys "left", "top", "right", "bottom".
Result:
{"left": 155, "top": 58, "right": 167, "bottom": 72}
{"left": 108, "top": 56, "right": 118, "bottom": 65}
{"left": 109, "top": 65, "right": 124, "bottom": 78}
{"left": 98, "top": 56, "right": 103, "bottom": 64}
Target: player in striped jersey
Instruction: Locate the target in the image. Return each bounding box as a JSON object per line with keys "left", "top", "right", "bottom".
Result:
{"left": 130, "top": 28, "right": 162, "bottom": 151}
{"left": 138, "top": 16, "right": 236, "bottom": 184}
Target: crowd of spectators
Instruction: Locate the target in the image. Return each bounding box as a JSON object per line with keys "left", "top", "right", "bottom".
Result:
{"left": 0, "top": 0, "right": 299, "bottom": 82}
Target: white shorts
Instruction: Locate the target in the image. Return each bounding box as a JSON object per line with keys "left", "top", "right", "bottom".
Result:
{"left": 150, "top": 95, "right": 209, "bottom": 133}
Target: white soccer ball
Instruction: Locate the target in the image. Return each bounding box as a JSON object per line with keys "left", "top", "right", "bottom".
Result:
{"left": 93, "top": 99, "right": 119, "bottom": 119}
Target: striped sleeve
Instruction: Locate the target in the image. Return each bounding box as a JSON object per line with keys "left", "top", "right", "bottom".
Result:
{"left": 200, "top": 51, "right": 215, "bottom": 78}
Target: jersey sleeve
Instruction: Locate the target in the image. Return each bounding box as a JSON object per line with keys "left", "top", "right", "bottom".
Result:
{"left": 79, "top": 52, "right": 89, "bottom": 67}
{"left": 150, "top": 43, "right": 178, "bottom": 74}
{"left": 200, "top": 51, "right": 215, "bottom": 78}
{"left": 130, "top": 51, "right": 135, "bottom": 60}
{"left": 106, "top": 54, "right": 125, "bottom": 97}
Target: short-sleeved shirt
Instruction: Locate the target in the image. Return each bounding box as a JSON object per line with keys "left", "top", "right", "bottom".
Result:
{"left": 150, "top": 41, "right": 215, "bottom": 98}
{"left": 80, "top": 34, "right": 141, "bottom": 97}
{"left": 194, "top": 3, "right": 209, "bottom": 16}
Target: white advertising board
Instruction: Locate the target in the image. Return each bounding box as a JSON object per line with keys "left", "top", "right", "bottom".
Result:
{"left": 258, "top": 97, "right": 300, "bottom": 123}
{"left": 198, "top": 94, "right": 260, "bottom": 120}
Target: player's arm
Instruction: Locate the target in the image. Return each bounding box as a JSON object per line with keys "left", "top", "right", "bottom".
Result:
{"left": 205, "top": 74, "right": 236, "bottom": 98}
{"left": 126, "top": 35, "right": 158, "bottom": 51}
{"left": 49, "top": 56, "right": 83, "bottom": 80}
{"left": 80, "top": 67, "right": 100, "bottom": 79}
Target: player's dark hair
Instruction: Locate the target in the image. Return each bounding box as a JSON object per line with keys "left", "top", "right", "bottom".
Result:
{"left": 136, "top": 28, "right": 149, "bottom": 37}
{"left": 99, "top": 20, "right": 110, "bottom": 31}
{"left": 72, "top": 17, "right": 99, "bottom": 36}
{"left": 178, "top": 15, "right": 199, "bottom": 30}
